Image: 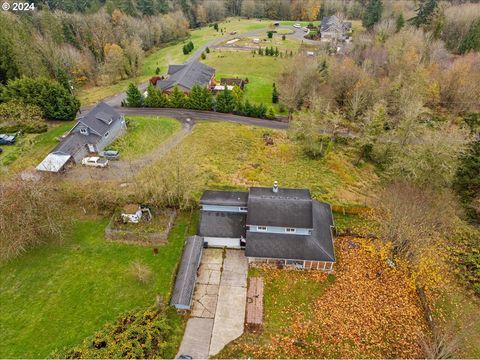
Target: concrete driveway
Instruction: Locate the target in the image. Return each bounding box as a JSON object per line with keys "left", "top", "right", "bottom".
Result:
{"left": 176, "top": 248, "right": 248, "bottom": 358}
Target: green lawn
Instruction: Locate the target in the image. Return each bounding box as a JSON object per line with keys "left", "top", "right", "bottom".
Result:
{"left": 110, "top": 116, "right": 181, "bottom": 160}
{"left": 202, "top": 50, "right": 294, "bottom": 109}
{"left": 0, "top": 121, "right": 74, "bottom": 175}
{"left": 139, "top": 122, "right": 377, "bottom": 206}
{"left": 0, "top": 211, "right": 197, "bottom": 358}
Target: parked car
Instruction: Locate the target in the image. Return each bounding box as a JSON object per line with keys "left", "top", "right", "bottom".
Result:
{"left": 293, "top": 23, "right": 301, "bottom": 28}
{"left": 0, "top": 134, "right": 16, "bottom": 145}
{"left": 81, "top": 156, "right": 108, "bottom": 168}
{"left": 177, "top": 355, "right": 192, "bottom": 360}
{"left": 100, "top": 150, "right": 120, "bottom": 160}
{"left": 303, "top": 27, "right": 309, "bottom": 32}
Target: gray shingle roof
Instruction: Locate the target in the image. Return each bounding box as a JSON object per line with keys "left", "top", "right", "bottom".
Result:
{"left": 247, "top": 187, "right": 313, "bottom": 228}
{"left": 77, "top": 102, "right": 122, "bottom": 136}
{"left": 170, "top": 235, "right": 204, "bottom": 309}
{"left": 200, "top": 190, "right": 248, "bottom": 206}
{"left": 156, "top": 61, "right": 215, "bottom": 91}
{"left": 199, "top": 211, "right": 246, "bottom": 238}
{"left": 245, "top": 201, "right": 335, "bottom": 262}
{"left": 320, "top": 16, "right": 351, "bottom": 33}
{"left": 53, "top": 132, "right": 100, "bottom": 156}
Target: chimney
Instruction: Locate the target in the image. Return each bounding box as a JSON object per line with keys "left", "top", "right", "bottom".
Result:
{"left": 272, "top": 181, "right": 279, "bottom": 193}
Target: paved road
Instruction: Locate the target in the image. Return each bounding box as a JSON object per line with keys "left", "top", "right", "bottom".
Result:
{"left": 119, "top": 107, "right": 289, "bottom": 129}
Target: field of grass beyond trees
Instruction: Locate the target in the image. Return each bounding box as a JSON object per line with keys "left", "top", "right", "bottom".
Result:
{"left": 0, "top": 0, "right": 479, "bottom": 358}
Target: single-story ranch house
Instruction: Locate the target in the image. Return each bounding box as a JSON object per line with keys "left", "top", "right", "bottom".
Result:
{"left": 37, "top": 102, "right": 125, "bottom": 172}
{"left": 199, "top": 182, "right": 336, "bottom": 271}
{"left": 156, "top": 60, "right": 215, "bottom": 94}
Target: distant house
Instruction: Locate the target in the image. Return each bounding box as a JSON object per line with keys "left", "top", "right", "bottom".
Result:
{"left": 220, "top": 78, "right": 246, "bottom": 90}
{"left": 156, "top": 61, "right": 215, "bottom": 94}
{"left": 198, "top": 182, "right": 336, "bottom": 271}
{"left": 319, "top": 15, "right": 352, "bottom": 43}
{"left": 36, "top": 102, "right": 125, "bottom": 172}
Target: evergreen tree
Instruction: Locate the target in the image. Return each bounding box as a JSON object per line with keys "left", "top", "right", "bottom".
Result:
{"left": 453, "top": 140, "right": 480, "bottom": 223}
{"left": 362, "top": 0, "right": 383, "bottom": 30}
{"left": 243, "top": 99, "right": 253, "bottom": 117}
{"left": 275, "top": 47, "right": 279, "bottom": 56}
{"left": 216, "top": 88, "right": 236, "bottom": 113}
{"left": 126, "top": 82, "right": 143, "bottom": 107}
{"left": 206, "top": 47, "right": 210, "bottom": 53}
{"left": 395, "top": 13, "right": 405, "bottom": 32}
{"left": 186, "top": 85, "right": 212, "bottom": 110}
{"left": 169, "top": 86, "right": 186, "bottom": 108}
{"left": 137, "top": 0, "right": 155, "bottom": 15}
{"left": 411, "top": 0, "right": 437, "bottom": 27}
{"left": 459, "top": 18, "right": 480, "bottom": 54}
{"left": 267, "top": 107, "right": 275, "bottom": 119}
{"left": 267, "top": 31, "right": 273, "bottom": 39}
{"left": 214, "top": 23, "right": 219, "bottom": 31}
{"left": 182, "top": 45, "right": 188, "bottom": 55}
{"left": 144, "top": 84, "right": 168, "bottom": 108}
{"left": 201, "top": 52, "right": 206, "bottom": 60}
{"left": 272, "top": 83, "right": 279, "bottom": 103}
{"left": 282, "top": 34, "right": 286, "bottom": 40}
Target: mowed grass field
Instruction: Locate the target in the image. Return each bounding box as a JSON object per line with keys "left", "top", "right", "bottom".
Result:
{"left": 110, "top": 116, "right": 181, "bottom": 160}
{"left": 202, "top": 50, "right": 294, "bottom": 109}
{"left": 139, "top": 122, "right": 376, "bottom": 206}
{"left": 77, "top": 18, "right": 272, "bottom": 106}
{"left": 0, "top": 211, "right": 197, "bottom": 358}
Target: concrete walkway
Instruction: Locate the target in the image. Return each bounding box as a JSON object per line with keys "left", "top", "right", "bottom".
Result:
{"left": 176, "top": 249, "right": 248, "bottom": 358}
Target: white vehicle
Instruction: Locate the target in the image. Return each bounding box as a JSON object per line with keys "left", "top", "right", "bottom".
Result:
{"left": 293, "top": 23, "right": 301, "bottom": 28}
{"left": 81, "top": 156, "right": 108, "bottom": 168}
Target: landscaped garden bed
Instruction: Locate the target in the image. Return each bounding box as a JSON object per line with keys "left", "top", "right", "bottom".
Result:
{"left": 105, "top": 207, "right": 177, "bottom": 245}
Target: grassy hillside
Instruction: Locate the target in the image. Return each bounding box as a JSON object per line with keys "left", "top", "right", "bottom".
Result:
{"left": 139, "top": 121, "right": 377, "bottom": 206}
{"left": 0, "top": 212, "right": 196, "bottom": 358}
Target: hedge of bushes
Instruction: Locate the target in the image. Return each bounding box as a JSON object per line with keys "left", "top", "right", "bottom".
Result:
{"left": 126, "top": 83, "right": 276, "bottom": 120}
{"left": 0, "top": 101, "right": 48, "bottom": 133}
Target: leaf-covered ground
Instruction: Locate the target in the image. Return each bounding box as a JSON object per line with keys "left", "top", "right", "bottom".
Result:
{"left": 219, "top": 237, "right": 428, "bottom": 358}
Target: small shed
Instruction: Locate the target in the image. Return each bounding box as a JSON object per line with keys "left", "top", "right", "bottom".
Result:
{"left": 170, "top": 235, "right": 204, "bottom": 310}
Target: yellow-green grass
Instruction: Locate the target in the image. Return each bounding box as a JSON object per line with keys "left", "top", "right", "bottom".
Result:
{"left": 0, "top": 121, "right": 74, "bottom": 175}
{"left": 109, "top": 116, "right": 181, "bottom": 160}
{"left": 78, "top": 18, "right": 271, "bottom": 106}
{"left": 218, "top": 35, "right": 300, "bottom": 52}
{"left": 0, "top": 211, "right": 197, "bottom": 358}
{"left": 139, "top": 122, "right": 377, "bottom": 206}
{"left": 202, "top": 50, "right": 294, "bottom": 109}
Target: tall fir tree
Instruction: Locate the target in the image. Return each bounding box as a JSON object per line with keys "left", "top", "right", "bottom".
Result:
{"left": 395, "top": 13, "right": 405, "bottom": 32}
{"left": 216, "top": 88, "right": 236, "bottom": 113}
{"left": 126, "top": 82, "right": 143, "bottom": 107}
{"left": 362, "top": 0, "right": 383, "bottom": 30}
{"left": 144, "top": 84, "right": 168, "bottom": 107}
{"left": 169, "top": 86, "right": 186, "bottom": 108}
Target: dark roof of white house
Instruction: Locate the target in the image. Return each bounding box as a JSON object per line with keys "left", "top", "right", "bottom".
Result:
{"left": 156, "top": 61, "right": 215, "bottom": 91}
{"left": 199, "top": 211, "right": 246, "bottom": 238}
{"left": 170, "top": 235, "right": 204, "bottom": 309}
{"left": 200, "top": 190, "right": 249, "bottom": 206}
{"left": 53, "top": 132, "right": 100, "bottom": 156}
{"left": 247, "top": 187, "right": 313, "bottom": 228}
{"left": 245, "top": 201, "right": 335, "bottom": 262}
{"left": 77, "top": 102, "right": 122, "bottom": 136}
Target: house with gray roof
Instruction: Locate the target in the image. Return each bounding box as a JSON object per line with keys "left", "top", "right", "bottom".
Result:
{"left": 319, "top": 15, "right": 352, "bottom": 43}
{"left": 198, "top": 182, "right": 336, "bottom": 271}
{"left": 156, "top": 61, "right": 215, "bottom": 93}
{"left": 37, "top": 102, "right": 125, "bottom": 172}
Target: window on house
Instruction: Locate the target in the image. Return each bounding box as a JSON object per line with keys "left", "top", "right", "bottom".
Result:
{"left": 257, "top": 226, "right": 267, "bottom": 232}
{"left": 285, "top": 228, "right": 296, "bottom": 233}
{"left": 80, "top": 128, "right": 88, "bottom": 135}
{"left": 104, "top": 131, "right": 109, "bottom": 138}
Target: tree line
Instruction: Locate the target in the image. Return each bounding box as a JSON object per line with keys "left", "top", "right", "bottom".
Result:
{"left": 126, "top": 83, "right": 275, "bottom": 120}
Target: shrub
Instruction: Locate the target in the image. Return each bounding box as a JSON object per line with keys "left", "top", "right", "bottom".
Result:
{"left": 267, "top": 31, "right": 273, "bottom": 39}
{"left": 201, "top": 52, "right": 206, "bottom": 60}
{"left": 1, "top": 77, "right": 80, "bottom": 120}
{"left": 130, "top": 260, "right": 153, "bottom": 284}
{"left": 54, "top": 306, "right": 181, "bottom": 359}
{"left": 206, "top": 47, "right": 210, "bottom": 53}
{"left": 0, "top": 101, "right": 47, "bottom": 133}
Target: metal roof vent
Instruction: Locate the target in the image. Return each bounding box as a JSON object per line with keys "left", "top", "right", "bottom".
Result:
{"left": 272, "top": 181, "right": 279, "bottom": 193}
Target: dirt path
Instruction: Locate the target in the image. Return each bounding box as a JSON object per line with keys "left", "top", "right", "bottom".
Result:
{"left": 65, "top": 123, "right": 192, "bottom": 182}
